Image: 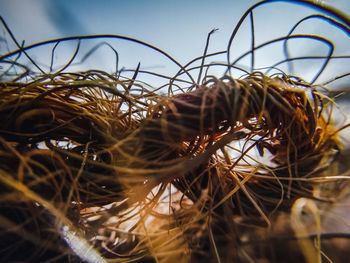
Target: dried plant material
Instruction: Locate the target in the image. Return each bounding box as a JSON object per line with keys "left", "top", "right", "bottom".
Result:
{"left": 0, "top": 1, "right": 350, "bottom": 262}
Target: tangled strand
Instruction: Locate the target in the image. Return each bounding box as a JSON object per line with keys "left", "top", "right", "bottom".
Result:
{"left": 0, "top": 1, "right": 350, "bottom": 262}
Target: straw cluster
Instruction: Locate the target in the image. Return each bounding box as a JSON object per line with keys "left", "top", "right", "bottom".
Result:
{"left": 0, "top": 69, "right": 346, "bottom": 262}
{"left": 0, "top": 0, "right": 349, "bottom": 262}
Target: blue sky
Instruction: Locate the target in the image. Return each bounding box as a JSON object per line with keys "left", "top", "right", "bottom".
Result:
{"left": 0, "top": 0, "right": 349, "bottom": 85}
